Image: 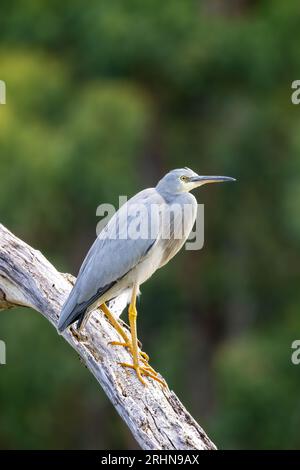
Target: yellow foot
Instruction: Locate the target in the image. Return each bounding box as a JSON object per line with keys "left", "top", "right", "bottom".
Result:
{"left": 119, "top": 362, "right": 166, "bottom": 387}
{"left": 140, "top": 359, "right": 159, "bottom": 377}
{"left": 109, "top": 340, "right": 149, "bottom": 361}
{"left": 118, "top": 320, "right": 143, "bottom": 349}
{"left": 108, "top": 340, "right": 159, "bottom": 377}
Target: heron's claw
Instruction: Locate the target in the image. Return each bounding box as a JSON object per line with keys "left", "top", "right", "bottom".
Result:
{"left": 119, "top": 362, "right": 166, "bottom": 387}
{"left": 115, "top": 320, "right": 143, "bottom": 349}
{"left": 102, "top": 302, "right": 165, "bottom": 387}
{"left": 139, "top": 351, "right": 149, "bottom": 362}
{"left": 109, "top": 340, "right": 151, "bottom": 366}
{"left": 108, "top": 340, "right": 129, "bottom": 348}
{"left": 119, "top": 362, "right": 146, "bottom": 385}
{"left": 140, "top": 358, "right": 158, "bottom": 376}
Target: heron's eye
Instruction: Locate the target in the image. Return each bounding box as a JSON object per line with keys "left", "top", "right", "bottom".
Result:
{"left": 180, "top": 175, "right": 189, "bottom": 182}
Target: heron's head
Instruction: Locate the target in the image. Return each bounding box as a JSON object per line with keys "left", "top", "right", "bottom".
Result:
{"left": 156, "top": 168, "right": 236, "bottom": 195}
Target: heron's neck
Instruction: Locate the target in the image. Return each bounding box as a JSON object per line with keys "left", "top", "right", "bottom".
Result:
{"left": 156, "top": 187, "right": 196, "bottom": 206}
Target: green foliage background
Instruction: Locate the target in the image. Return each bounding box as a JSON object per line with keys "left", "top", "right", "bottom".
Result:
{"left": 1, "top": 0, "right": 300, "bottom": 449}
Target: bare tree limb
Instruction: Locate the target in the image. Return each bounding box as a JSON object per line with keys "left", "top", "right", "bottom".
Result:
{"left": 0, "top": 223, "right": 216, "bottom": 450}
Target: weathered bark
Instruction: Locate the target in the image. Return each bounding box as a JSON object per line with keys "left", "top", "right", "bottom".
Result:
{"left": 0, "top": 223, "right": 216, "bottom": 450}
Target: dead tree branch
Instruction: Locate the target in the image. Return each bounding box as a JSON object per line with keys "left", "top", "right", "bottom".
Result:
{"left": 0, "top": 223, "right": 216, "bottom": 450}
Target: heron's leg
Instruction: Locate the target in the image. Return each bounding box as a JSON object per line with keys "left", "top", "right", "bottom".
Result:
{"left": 119, "top": 286, "right": 166, "bottom": 387}
{"left": 100, "top": 303, "right": 152, "bottom": 367}
{"left": 127, "top": 286, "right": 144, "bottom": 383}
{"left": 119, "top": 318, "right": 130, "bottom": 332}
{"left": 119, "top": 318, "right": 144, "bottom": 350}
{"left": 103, "top": 309, "right": 144, "bottom": 349}
{"left": 100, "top": 303, "right": 131, "bottom": 343}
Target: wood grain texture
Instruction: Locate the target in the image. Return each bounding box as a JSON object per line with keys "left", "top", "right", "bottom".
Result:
{"left": 0, "top": 223, "right": 216, "bottom": 450}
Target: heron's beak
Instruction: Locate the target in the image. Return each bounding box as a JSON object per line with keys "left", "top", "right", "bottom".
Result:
{"left": 190, "top": 175, "right": 236, "bottom": 187}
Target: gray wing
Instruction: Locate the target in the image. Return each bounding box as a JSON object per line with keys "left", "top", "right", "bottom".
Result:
{"left": 159, "top": 192, "right": 198, "bottom": 268}
{"left": 58, "top": 188, "right": 163, "bottom": 332}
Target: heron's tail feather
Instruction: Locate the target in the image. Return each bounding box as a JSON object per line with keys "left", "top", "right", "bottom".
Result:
{"left": 57, "top": 306, "right": 83, "bottom": 333}
{"left": 57, "top": 300, "right": 85, "bottom": 333}
{"left": 57, "top": 280, "right": 115, "bottom": 333}
{"left": 57, "top": 287, "right": 93, "bottom": 333}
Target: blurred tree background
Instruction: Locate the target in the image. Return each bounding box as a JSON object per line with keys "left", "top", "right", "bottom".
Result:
{"left": 0, "top": 0, "right": 300, "bottom": 449}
